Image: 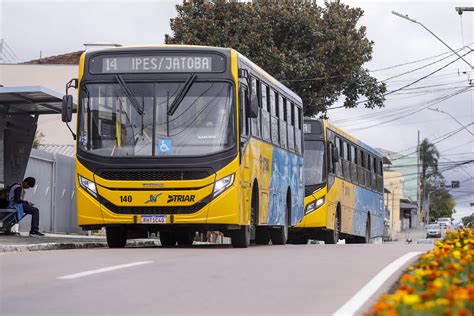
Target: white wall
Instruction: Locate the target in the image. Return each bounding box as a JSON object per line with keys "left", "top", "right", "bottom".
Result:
{"left": 0, "top": 64, "right": 78, "bottom": 145}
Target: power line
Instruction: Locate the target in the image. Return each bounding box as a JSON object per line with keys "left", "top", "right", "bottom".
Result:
{"left": 328, "top": 50, "right": 472, "bottom": 111}
{"left": 346, "top": 87, "right": 473, "bottom": 132}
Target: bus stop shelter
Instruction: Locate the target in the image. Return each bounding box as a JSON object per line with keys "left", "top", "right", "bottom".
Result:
{"left": 0, "top": 86, "right": 76, "bottom": 186}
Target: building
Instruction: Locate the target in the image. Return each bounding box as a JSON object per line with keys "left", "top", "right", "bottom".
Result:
{"left": 384, "top": 169, "right": 404, "bottom": 240}
{"left": 0, "top": 51, "right": 82, "bottom": 145}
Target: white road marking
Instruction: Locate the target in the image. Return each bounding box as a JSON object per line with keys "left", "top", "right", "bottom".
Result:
{"left": 333, "top": 251, "right": 423, "bottom": 316}
{"left": 58, "top": 261, "right": 153, "bottom": 280}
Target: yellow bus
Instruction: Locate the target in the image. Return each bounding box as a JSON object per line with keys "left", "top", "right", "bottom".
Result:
{"left": 288, "top": 118, "right": 384, "bottom": 244}
{"left": 62, "top": 45, "right": 305, "bottom": 248}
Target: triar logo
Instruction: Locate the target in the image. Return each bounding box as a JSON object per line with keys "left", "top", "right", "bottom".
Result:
{"left": 145, "top": 193, "right": 162, "bottom": 204}
{"left": 167, "top": 194, "right": 196, "bottom": 203}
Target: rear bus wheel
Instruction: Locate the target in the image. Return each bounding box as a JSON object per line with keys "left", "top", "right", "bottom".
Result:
{"left": 106, "top": 226, "right": 127, "bottom": 248}
{"left": 270, "top": 194, "right": 290, "bottom": 245}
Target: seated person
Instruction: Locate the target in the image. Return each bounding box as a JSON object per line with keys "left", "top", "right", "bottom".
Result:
{"left": 8, "top": 177, "right": 44, "bottom": 236}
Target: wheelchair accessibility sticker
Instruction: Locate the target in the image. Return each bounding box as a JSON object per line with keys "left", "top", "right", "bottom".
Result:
{"left": 157, "top": 139, "right": 172, "bottom": 154}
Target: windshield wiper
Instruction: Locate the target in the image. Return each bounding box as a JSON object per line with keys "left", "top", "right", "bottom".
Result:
{"left": 115, "top": 74, "right": 144, "bottom": 115}
{"left": 167, "top": 74, "right": 197, "bottom": 116}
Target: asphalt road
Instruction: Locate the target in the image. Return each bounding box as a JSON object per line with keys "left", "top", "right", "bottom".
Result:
{"left": 0, "top": 242, "right": 432, "bottom": 316}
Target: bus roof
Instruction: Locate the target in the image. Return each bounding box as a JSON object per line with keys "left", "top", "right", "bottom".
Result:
{"left": 236, "top": 51, "right": 303, "bottom": 105}
{"left": 326, "top": 120, "right": 383, "bottom": 158}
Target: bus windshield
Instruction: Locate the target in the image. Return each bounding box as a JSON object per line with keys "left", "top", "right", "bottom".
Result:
{"left": 304, "top": 140, "right": 325, "bottom": 186}
{"left": 78, "top": 81, "right": 235, "bottom": 157}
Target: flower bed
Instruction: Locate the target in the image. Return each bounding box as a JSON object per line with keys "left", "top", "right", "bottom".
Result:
{"left": 368, "top": 228, "right": 474, "bottom": 316}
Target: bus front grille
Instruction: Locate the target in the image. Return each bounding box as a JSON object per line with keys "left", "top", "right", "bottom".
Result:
{"left": 100, "top": 195, "right": 212, "bottom": 215}
{"left": 97, "top": 169, "right": 211, "bottom": 181}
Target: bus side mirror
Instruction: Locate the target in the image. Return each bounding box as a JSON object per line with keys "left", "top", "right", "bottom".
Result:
{"left": 332, "top": 146, "right": 339, "bottom": 163}
{"left": 62, "top": 95, "right": 73, "bottom": 122}
{"left": 248, "top": 94, "right": 259, "bottom": 118}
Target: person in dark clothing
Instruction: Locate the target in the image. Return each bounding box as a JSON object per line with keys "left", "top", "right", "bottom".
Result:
{"left": 8, "top": 177, "right": 44, "bottom": 236}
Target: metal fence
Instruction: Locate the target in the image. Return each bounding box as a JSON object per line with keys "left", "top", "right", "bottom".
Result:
{"left": 19, "top": 148, "right": 82, "bottom": 234}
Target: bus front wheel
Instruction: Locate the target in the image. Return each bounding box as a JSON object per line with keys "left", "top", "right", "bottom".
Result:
{"left": 231, "top": 226, "right": 250, "bottom": 248}
{"left": 106, "top": 225, "right": 127, "bottom": 248}
{"left": 323, "top": 209, "right": 340, "bottom": 244}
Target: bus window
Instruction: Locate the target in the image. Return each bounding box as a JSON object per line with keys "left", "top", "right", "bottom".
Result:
{"left": 371, "top": 156, "right": 377, "bottom": 191}
{"left": 342, "top": 140, "right": 351, "bottom": 181}
{"left": 270, "top": 89, "right": 279, "bottom": 145}
{"left": 239, "top": 85, "right": 248, "bottom": 137}
{"left": 288, "top": 102, "right": 295, "bottom": 151}
{"left": 279, "top": 96, "right": 287, "bottom": 149}
{"left": 250, "top": 77, "right": 261, "bottom": 138}
{"left": 270, "top": 89, "right": 276, "bottom": 116}
{"left": 339, "top": 138, "right": 344, "bottom": 158}
{"left": 295, "top": 104, "right": 302, "bottom": 154}
{"left": 350, "top": 144, "right": 358, "bottom": 184}
{"left": 358, "top": 149, "right": 365, "bottom": 186}
{"left": 365, "top": 153, "right": 371, "bottom": 189}
{"left": 261, "top": 83, "right": 270, "bottom": 142}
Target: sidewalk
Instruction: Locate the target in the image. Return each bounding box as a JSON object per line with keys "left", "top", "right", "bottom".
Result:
{"left": 0, "top": 232, "right": 160, "bottom": 253}
{"left": 387, "top": 226, "right": 435, "bottom": 244}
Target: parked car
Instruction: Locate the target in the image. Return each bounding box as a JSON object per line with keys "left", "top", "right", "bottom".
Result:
{"left": 426, "top": 224, "right": 442, "bottom": 238}
{"left": 437, "top": 217, "right": 452, "bottom": 229}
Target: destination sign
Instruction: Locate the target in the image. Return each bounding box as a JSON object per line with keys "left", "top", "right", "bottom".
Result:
{"left": 89, "top": 54, "right": 225, "bottom": 74}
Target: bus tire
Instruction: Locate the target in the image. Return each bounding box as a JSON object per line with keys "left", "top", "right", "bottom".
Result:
{"left": 270, "top": 192, "right": 290, "bottom": 245}
{"left": 231, "top": 226, "right": 250, "bottom": 248}
{"left": 287, "top": 236, "right": 308, "bottom": 244}
{"left": 324, "top": 206, "right": 340, "bottom": 244}
{"left": 255, "top": 226, "right": 270, "bottom": 245}
{"left": 160, "top": 231, "right": 177, "bottom": 247}
{"left": 250, "top": 183, "right": 258, "bottom": 243}
{"left": 363, "top": 217, "right": 371, "bottom": 244}
{"left": 176, "top": 230, "right": 194, "bottom": 246}
{"left": 106, "top": 225, "right": 127, "bottom": 248}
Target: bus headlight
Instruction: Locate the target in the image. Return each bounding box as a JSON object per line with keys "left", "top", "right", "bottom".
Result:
{"left": 305, "top": 196, "right": 325, "bottom": 215}
{"left": 213, "top": 173, "right": 235, "bottom": 198}
{"left": 78, "top": 175, "right": 97, "bottom": 198}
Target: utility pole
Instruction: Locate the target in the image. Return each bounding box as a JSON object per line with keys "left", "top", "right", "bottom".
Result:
{"left": 417, "top": 130, "right": 421, "bottom": 223}
{"left": 392, "top": 11, "right": 474, "bottom": 69}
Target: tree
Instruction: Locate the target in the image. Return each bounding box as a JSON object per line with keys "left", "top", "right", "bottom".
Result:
{"left": 461, "top": 213, "right": 474, "bottom": 226}
{"left": 419, "top": 138, "right": 440, "bottom": 212}
{"left": 428, "top": 186, "right": 455, "bottom": 220}
{"left": 165, "top": 0, "right": 386, "bottom": 115}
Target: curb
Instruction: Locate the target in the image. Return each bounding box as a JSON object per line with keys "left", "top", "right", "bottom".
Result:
{"left": 0, "top": 239, "right": 161, "bottom": 253}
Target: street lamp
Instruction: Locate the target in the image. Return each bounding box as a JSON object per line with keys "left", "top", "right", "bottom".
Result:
{"left": 391, "top": 11, "right": 474, "bottom": 69}
{"left": 427, "top": 108, "right": 474, "bottom": 136}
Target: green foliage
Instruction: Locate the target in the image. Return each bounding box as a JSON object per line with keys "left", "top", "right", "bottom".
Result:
{"left": 461, "top": 213, "right": 474, "bottom": 226}
{"left": 429, "top": 187, "right": 455, "bottom": 220}
{"left": 165, "top": 0, "right": 386, "bottom": 115}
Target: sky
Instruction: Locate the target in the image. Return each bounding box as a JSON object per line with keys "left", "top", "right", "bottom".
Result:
{"left": 1, "top": 0, "right": 473, "bottom": 218}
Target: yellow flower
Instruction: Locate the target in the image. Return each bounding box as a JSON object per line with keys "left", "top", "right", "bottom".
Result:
{"left": 456, "top": 241, "right": 462, "bottom": 248}
{"left": 402, "top": 294, "right": 421, "bottom": 305}
{"left": 433, "top": 278, "right": 445, "bottom": 288}
{"left": 435, "top": 298, "right": 450, "bottom": 305}
{"left": 453, "top": 250, "right": 461, "bottom": 260}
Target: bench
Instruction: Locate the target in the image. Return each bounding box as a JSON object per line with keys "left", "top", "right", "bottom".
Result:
{"left": 0, "top": 208, "right": 21, "bottom": 233}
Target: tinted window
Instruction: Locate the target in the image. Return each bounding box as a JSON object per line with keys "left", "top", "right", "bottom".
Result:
{"left": 250, "top": 78, "right": 260, "bottom": 138}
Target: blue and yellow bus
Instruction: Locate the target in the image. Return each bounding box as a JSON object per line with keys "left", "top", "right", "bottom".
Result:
{"left": 289, "top": 118, "right": 384, "bottom": 244}
{"left": 62, "top": 45, "right": 304, "bottom": 248}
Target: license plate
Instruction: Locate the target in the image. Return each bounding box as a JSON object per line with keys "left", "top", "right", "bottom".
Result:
{"left": 141, "top": 215, "right": 166, "bottom": 224}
